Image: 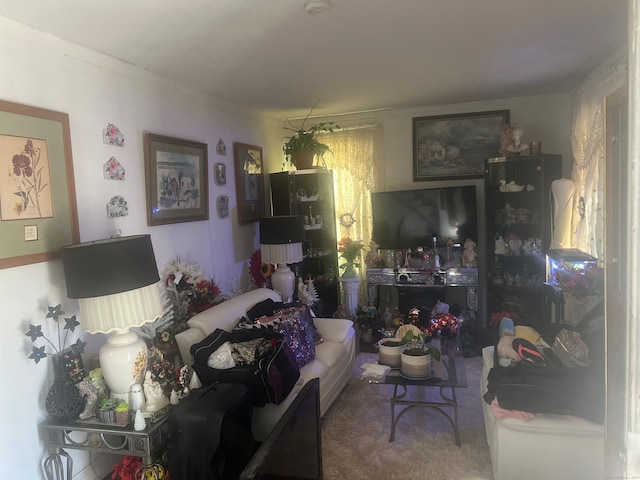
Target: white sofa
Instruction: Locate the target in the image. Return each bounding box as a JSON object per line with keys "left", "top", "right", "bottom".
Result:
{"left": 175, "top": 288, "right": 356, "bottom": 441}
{"left": 481, "top": 346, "right": 604, "bottom": 480}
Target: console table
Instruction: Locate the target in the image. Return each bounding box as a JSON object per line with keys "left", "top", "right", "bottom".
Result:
{"left": 366, "top": 267, "right": 478, "bottom": 316}
{"left": 40, "top": 415, "right": 168, "bottom": 480}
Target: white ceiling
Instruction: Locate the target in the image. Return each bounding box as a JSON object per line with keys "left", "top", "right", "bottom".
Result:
{"left": 0, "top": 0, "right": 628, "bottom": 120}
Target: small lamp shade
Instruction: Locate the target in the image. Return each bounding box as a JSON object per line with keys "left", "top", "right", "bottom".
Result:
{"left": 61, "top": 234, "right": 163, "bottom": 401}
{"left": 259, "top": 216, "right": 304, "bottom": 302}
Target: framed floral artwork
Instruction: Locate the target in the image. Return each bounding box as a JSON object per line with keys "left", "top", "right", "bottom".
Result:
{"left": 413, "top": 109, "right": 509, "bottom": 181}
{"left": 144, "top": 133, "right": 209, "bottom": 226}
{"left": 0, "top": 100, "right": 79, "bottom": 269}
{"left": 233, "top": 142, "right": 265, "bottom": 224}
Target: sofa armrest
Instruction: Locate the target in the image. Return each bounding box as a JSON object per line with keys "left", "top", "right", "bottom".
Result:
{"left": 313, "top": 317, "right": 354, "bottom": 343}
{"left": 175, "top": 326, "right": 206, "bottom": 366}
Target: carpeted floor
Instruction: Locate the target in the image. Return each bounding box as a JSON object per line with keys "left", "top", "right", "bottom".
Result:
{"left": 321, "top": 352, "right": 494, "bottom": 480}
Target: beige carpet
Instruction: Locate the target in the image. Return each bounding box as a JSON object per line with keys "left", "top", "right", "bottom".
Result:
{"left": 321, "top": 352, "right": 494, "bottom": 480}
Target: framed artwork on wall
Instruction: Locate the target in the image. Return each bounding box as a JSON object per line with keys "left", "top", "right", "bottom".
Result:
{"left": 144, "top": 132, "right": 209, "bottom": 226}
{"left": 413, "top": 109, "right": 509, "bottom": 181}
{"left": 0, "top": 100, "right": 79, "bottom": 270}
{"left": 233, "top": 142, "right": 265, "bottom": 224}
{"left": 214, "top": 162, "right": 226, "bottom": 186}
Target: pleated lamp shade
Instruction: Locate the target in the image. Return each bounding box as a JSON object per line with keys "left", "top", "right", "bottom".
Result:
{"left": 61, "top": 234, "right": 163, "bottom": 400}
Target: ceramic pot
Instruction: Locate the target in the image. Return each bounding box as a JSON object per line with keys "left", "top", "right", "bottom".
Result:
{"left": 290, "top": 150, "right": 315, "bottom": 170}
{"left": 115, "top": 410, "right": 131, "bottom": 426}
{"left": 377, "top": 338, "right": 405, "bottom": 368}
{"left": 400, "top": 346, "right": 432, "bottom": 378}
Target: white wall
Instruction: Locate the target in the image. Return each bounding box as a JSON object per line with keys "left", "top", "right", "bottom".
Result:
{"left": 0, "top": 16, "right": 280, "bottom": 479}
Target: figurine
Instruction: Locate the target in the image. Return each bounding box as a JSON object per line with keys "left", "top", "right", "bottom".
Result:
{"left": 499, "top": 123, "right": 529, "bottom": 156}
{"left": 462, "top": 238, "right": 478, "bottom": 268}
{"left": 364, "top": 240, "right": 380, "bottom": 268}
{"left": 76, "top": 378, "right": 99, "bottom": 420}
{"left": 494, "top": 235, "right": 509, "bottom": 255}
{"left": 143, "top": 371, "right": 168, "bottom": 412}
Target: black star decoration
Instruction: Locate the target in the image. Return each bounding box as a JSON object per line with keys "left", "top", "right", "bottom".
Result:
{"left": 46, "top": 304, "right": 65, "bottom": 322}
{"left": 29, "top": 345, "right": 47, "bottom": 364}
{"left": 64, "top": 315, "right": 79, "bottom": 332}
{"left": 70, "top": 338, "right": 87, "bottom": 355}
{"left": 25, "top": 324, "right": 43, "bottom": 342}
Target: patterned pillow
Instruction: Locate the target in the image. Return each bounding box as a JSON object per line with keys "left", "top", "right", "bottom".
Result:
{"left": 241, "top": 308, "right": 316, "bottom": 368}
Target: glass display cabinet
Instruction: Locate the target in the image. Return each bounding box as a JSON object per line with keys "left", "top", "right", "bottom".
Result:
{"left": 269, "top": 169, "right": 339, "bottom": 316}
{"left": 484, "top": 154, "right": 562, "bottom": 326}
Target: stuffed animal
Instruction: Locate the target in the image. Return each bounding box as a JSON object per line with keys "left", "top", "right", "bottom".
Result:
{"left": 462, "top": 238, "right": 478, "bottom": 268}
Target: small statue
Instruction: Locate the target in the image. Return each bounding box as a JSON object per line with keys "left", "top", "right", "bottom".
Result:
{"left": 143, "top": 371, "right": 168, "bottom": 412}
{"left": 364, "top": 240, "right": 380, "bottom": 268}
{"left": 494, "top": 235, "right": 509, "bottom": 255}
{"left": 462, "top": 238, "right": 478, "bottom": 268}
{"left": 499, "top": 123, "right": 529, "bottom": 156}
{"left": 76, "top": 378, "right": 99, "bottom": 420}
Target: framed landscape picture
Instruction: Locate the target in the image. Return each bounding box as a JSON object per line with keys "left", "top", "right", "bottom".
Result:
{"left": 233, "top": 142, "right": 265, "bottom": 224}
{"left": 413, "top": 110, "right": 509, "bottom": 181}
{"left": 144, "top": 133, "right": 208, "bottom": 226}
{"left": 0, "top": 100, "right": 79, "bottom": 269}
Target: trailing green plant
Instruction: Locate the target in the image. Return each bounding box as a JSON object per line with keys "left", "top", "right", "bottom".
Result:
{"left": 282, "top": 100, "right": 339, "bottom": 168}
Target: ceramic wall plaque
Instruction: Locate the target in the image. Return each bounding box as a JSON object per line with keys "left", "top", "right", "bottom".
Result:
{"left": 216, "top": 195, "right": 229, "bottom": 218}
{"left": 103, "top": 123, "right": 125, "bottom": 147}
{"left": 104, "top": 156, "right": 125, "bottom": 180}
{"left": 214, "top": 162, "right": 226, "bottom": 186}
{"left": 216, "top": 138, "right": 227, "bottom": 156}
{"left": 107, "top": 195, "right": 128, "bottom": 217}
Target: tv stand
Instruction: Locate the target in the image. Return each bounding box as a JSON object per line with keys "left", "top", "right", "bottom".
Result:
{"left": 366, "top": 267, "right": 478, "bottom": 318}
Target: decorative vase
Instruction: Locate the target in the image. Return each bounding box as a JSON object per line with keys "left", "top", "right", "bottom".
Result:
{"left": 378, "top": 338, "right": 405, "bottom": 368}
{"left": 45, "top": 354, "right": 86, "bottom": 420}
{"left": 400, "top": 346, "right": 432, "bottom": 378}
{"left": 291, "top": 150, "right": 315, "bottom": 170}
{"left": 341, "top": 262, "right": 357, "bottom": 278}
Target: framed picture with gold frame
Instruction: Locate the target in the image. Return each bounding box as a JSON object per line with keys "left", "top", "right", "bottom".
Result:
{"left": 0, "top": 100, "right": 79, "bottom": 269}
{"left": 233, "top": 142, "right": 265, "bottom": 224}
{"left": 144, "top": 132, "right": 209, "bottom": 226}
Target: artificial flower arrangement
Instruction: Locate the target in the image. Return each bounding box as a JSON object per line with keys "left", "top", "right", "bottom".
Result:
{"left": 249, "top": 248, "right": 273, "bottom": 288}
{"left": 355, "top": 305, "right": 381, "bottom": 332}
{"left": 25, "top": 304, "right": 87, "bottom": 376}
{"left": 111, "top": 455, "right": 168, "bottom": 480}
{"left": 338, "top": 237, "right": 364, "bottom": 277}
{"left": 142, "top": 257, "right": 226, "bottom": 350}
{"left": 379, "top": 305, "right": 460, "bottom": 342}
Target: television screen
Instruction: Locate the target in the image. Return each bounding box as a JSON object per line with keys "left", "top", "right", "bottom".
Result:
{"left": 371, "top": 185, "right": 477, "bottom": 249}
{"left": 240, "top": 378, "right": 322, "bottom": 480}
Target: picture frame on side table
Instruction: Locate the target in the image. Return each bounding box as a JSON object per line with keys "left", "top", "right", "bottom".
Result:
{"left": 0, "top": 100, "right": 79, "bottom": 269}
{"left": 413, "top": 109, "right": 509, "bottom": 181}
{"left": 144, "top": 132, "right": 208, "bottom": 226}
{"left": 233, "top": 142, "right": 264, "bottom": 224}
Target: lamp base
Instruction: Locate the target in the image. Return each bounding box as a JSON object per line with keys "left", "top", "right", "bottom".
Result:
{"left": 100, "top": 329, "right": 148, "bottom": 402}
{"left": 271, "top": 263, "right": 295, "bottom": 303}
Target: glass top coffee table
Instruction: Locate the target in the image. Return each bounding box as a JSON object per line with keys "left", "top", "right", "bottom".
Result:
{"left": 367, "top": 335, "right": 467, "bottom": 446}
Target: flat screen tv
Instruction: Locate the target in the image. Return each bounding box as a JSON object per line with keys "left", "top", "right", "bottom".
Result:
{"left": 371, "top": 185, "right": 477, "bottom": 249}
{"left": 240, "top": 378, "right": 322, "bottom": 480}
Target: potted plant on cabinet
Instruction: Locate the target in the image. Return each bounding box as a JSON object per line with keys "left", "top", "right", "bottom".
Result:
{"left": 282, "top": 101, "right": 338, "bottom": 170}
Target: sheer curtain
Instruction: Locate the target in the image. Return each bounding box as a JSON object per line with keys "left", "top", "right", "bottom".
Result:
{"left": 571, "top": 53, "right": 627, "bottom": 263}
{"left": 318, "top": 124, "right": 383, "bottom": 303}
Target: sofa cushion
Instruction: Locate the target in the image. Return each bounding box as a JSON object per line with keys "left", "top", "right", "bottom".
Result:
{"left": 237, "top": 308, "right": 316, "bottom": 369}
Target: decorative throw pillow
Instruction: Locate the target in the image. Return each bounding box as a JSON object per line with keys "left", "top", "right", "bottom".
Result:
{"left": 250, "top": 308, "right": 316, "bottom": 368}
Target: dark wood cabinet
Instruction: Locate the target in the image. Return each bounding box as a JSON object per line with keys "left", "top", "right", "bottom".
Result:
{"left": 270, "top": 170, "right": 339, "bottom": 316}
{"left": 484, "top": 154, "right": 562, "bottom": 326}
